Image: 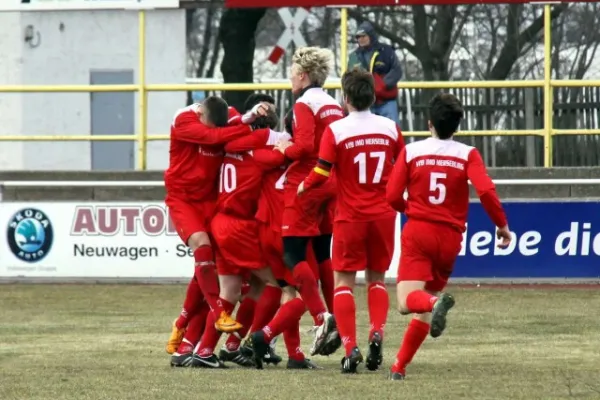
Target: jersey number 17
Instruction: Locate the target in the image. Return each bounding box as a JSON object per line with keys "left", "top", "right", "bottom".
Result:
{"left": 354, "top": 151, "right": 386, "bottom": 184}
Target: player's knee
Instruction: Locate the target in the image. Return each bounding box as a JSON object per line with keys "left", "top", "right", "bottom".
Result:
{"left": 397, "top": 299, "right": 410, "bottom": 315}
{"left": 312, "top": 234, "right": 332, "bottom": 264}
{"left": 188, "top": 231, "right": 210, "bottom": 251}
{"left": 283, "top": 237, "right": 309, "bottom": 269}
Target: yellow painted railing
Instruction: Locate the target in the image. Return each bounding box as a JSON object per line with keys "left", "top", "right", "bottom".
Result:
{"left": 0, "top": 6, "right": 599, "bottom": 169}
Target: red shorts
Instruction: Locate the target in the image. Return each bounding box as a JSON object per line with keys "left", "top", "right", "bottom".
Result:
{"left": 332, "top": 216, "right": 396, "bottom": 273}
{"left": 211, "top": 212, "right": 264, "bottom": 277}
{"left": 258, "top": 223, "right": 320, "bottom": 286}
{"left": 166, "top": 194, "right": 215, "bottom": 245}
{"left": 282, "top": 182, "right": 336, "bottom": 237}
{"left": 397, "top": 219, "right": 463, "bottom": 292}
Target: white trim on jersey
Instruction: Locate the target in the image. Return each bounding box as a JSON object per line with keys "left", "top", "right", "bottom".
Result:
{"left": 405, "top": 137, "right": 474, "bottom": 163}
{"left": 328, "top": 111, "right": 398, "bottom": 145}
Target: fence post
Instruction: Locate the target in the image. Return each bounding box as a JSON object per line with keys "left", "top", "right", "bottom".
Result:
{"left": 340, "top": 8, "right": 348, "bottom": 75}
{"left": 525, "top": 88, "right": 537, "bottom": 166}
{"left": 137, "top": 10, "right": 148, "bottom": 170}
{"left": 543, "top": 4, "right": 553, "bottom": 167}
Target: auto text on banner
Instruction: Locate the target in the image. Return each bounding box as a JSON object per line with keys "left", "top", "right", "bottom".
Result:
{"left": 400, "top": 201, "right": 600, "bottom": 279}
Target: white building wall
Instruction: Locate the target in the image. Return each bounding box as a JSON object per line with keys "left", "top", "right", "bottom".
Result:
{"left": 0, "top": 12, "right": 24, "bottom": 169}
{"left": 2, "top": 9, "right": 185, "bottom": 170}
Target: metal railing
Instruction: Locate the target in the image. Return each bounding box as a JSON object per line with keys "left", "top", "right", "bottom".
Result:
{"left": 0, "top": 6, "right": 598, "bottom": 168}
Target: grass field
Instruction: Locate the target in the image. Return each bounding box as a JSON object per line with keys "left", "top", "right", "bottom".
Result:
{"left": 1, "top": 284, "right": 600, "bottom": 400}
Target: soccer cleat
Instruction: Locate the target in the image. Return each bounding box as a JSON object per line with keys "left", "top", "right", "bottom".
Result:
{"left": 190, "top": 353, "right": 229, "bottom": 369}
{"left": 430, "top": 293, "right": 455, "bottom": 338}
{"left": 340, "top": 347, "right": 364, "bottom": 374}
{"left": 214, "top": 311, "right": 243, "bottom": 333}
{"left": 166, "top": 319, "right": 186, "bottom": 354}
{"left": 240, "top": 338, "right": 254, "bottom": 357}
{"left": 389, "top": 371, "right": 405, "bottom": 381}
{"left": 287, "top": 358, "right": 322, "bottom": 369}
{"left": 309, "top": 312, "right": 337, "bottom": 356}
{"left": 365, "top": 331, "right": 383, "bottom": 371}
{"left": 263, "top": 346, "right": 283, "bottom": 365}
{"left": 170, "top": 351, "right": 194, "bottom": 368}
{"left": 319, "top": 330, "right": 342, "bottom": 356}
{"left": 218, "top": 348, "right": 255, "bottom": 367}
{"left": 250, "top": 331, "right": 270, "bottom": 370}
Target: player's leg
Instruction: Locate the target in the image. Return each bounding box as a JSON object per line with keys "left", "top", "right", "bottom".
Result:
{"left": 280, "top": 287, "right": 321, "bottom": 370}
{"left": 364, "top": 216, "right": 396, "bottom": 371}
{"left": 166, "top": 276, "right": 201, "bottom": 354}
{"left": 170, "top": 300, "right": 210, "bottom": 367}
{"left": 331, "top": 220, "right": 367, "bottom": 373}
{"left": 313, "top": 198, "right": 335, "bottom": 313}
{"left": 219, "top": 273, "right": 259, "bottom": 367}
{"left": 168, "top": 196, "right": 241, "bottom": 333}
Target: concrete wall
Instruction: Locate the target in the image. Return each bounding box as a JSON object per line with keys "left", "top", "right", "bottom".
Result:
{"left": 1, "top": 168, "right": 599, "bottom": 201}
{"left": 0, "top": 9, "right": 185, "bottom": 170}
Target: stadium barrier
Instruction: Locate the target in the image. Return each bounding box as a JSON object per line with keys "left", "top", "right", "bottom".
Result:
{"left": 1, "top": 6, "right": 600, "bottom": 169}
{"left": 1, "top": 178, "right": 599, "bottom": 284}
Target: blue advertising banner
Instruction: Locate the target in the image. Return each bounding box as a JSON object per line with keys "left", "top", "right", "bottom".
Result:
{"left": 402, "top": 201, "right": 600, "bottom": 278}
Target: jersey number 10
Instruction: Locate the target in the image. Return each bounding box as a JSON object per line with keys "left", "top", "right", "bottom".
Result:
{"left": 354, "top": 151, "right": 386, "bottom": 184}
{"left": 219, "top": 163, "right": 236, "bottom": 193}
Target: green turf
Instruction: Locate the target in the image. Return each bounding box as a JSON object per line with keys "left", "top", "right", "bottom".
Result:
{"left": 1, "top": 284, "right": 599, "bottom": 400}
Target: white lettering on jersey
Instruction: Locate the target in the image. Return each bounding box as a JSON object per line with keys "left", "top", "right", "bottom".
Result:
{"left": 415, "top": 158, "right": 464, "bottom": 171}
{"left": 319, "top": 108, "right": 345, "bottom": 119}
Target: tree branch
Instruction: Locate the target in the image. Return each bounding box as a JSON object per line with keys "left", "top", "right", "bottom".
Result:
{"left": 347, "top": 8, "right": 416, "bottom": 54}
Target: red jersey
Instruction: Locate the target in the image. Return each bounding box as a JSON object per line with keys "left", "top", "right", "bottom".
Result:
{"left": 386, "top": 137, "right": 507, "bottom": 231}
{"left": 283, "top": 87, "right": 344, "bottom": 186}
{"left": 218, "top": 130, "right": 290, "bottom": 219}
{"left": 164, "top": 105, "right": 251, "bottom": 199}
{"left": 303, "top": 111, "right": 404, "bottom": 222}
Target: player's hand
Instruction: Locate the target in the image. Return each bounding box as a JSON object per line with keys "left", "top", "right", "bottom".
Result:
{"left": 496, "top": 225, "right": 512, "bottom": 248}
{"left": 297, "top": 181, "right": 305, "bottom": 196}
{"left": 275, "top": 140, "right": 292, "bottom": 154}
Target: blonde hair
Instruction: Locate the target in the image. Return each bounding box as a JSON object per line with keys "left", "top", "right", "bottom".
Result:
{"left": 292, "top": 46, "right": 333, "bottom": 87}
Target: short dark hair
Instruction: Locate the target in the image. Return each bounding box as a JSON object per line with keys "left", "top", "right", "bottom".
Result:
{"left": 243, "top": 93, "right": 276, "bottom": 112}
{"left": 284, "top": 109, "right": 294, "bottom": 136}
{"left": 203, "top": 96, "right": 229, "bottom": 127}
{"left": 341, "top": 68, "right": 375, "bottom": 111}
{"left": 428, "top": 93, "right": 464, "bottom": 139}
{"left": 252, "top": 108, "right": 279, "bottom": 130}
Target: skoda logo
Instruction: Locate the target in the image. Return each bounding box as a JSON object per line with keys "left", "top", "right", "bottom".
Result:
{"left": 6, "top": 208, "right": 54, "bottom": 263}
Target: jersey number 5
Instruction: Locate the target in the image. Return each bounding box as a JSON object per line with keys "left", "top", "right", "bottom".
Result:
{"left": 429, "top": 172, "right": 447, "bottom": 204}
{"left": 354, "top": 151, "right": 385, "bottom": 184}
{"left": 219, "top": 164, "right": 236, "bottom": 193}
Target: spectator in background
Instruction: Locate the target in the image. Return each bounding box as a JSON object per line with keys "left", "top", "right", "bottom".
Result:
{"left": 347, "top": 21, "right": 403, "bottom": 125}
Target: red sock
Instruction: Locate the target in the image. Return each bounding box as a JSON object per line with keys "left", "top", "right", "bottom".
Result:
{"left": 263, "top": 297, "right": 306, "bottom": 342}
{"left": 292, "top": 261, "right": 327, "bottom": 324}
{"left": 225, "top": 297, "right": 256, "bottom": 351}
{"left": 405, "top": 290, "right": 438, "bottom": 313}
{"left": 283, "top": 317, "right": 305, "bottom": 362}
{"left": 250, "top": 285, "right": 282, "bottom": 333}
{"left": 193, "top": 245, "right": 223, "bottom": 315}
{"left": 196, "top": 298, "right": 235, "bottom": 357}
{"left": 392, "top": 318, "right": 430, "bottom": 375}
{"left": 176, "top": 339, "right": 194, "bottom": 354}
{"left": 368, "top": 282, "right": 389, "bottom": 340}
{"left": 318, "top": 260, "right": 334, "bottom": 313}
{"left": 175, "top": 277, "right": 204, "bottom": 329}
{"left": 180, "top": 302, "right": 210, "bottom": 349}
{"left": 333, "top": 286, "right": 356, "bottom": 356}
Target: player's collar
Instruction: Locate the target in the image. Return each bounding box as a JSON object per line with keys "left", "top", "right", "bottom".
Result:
{"left": 298, "top": 84, "right": 321, "bottom": 97}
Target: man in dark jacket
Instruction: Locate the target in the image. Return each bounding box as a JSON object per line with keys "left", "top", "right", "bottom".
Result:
{"left": 347, "top": 21, "right": 402, "bottom": 125}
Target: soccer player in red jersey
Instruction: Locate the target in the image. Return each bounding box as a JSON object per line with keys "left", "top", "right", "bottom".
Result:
{"left": 386, "top": 93, "right": 512, "bottom": 380}
{"left": 230, "top": 108, "right": 321, "bottom": 370}
{"left": 274, "top": 47, "right": 345, "bottom": 356}
{"left": 299, "top": 69, "right": 404, "bottom": 373}
{"left": 189, "top": 106, "right": 291, "bottom": 369}
{"left": 165, "top": 97, "right": 270, "bottom": 356}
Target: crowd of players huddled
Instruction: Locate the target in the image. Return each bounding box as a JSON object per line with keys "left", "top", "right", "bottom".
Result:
{"left": 162, "top": 46, "right": 512, "bottom": 379}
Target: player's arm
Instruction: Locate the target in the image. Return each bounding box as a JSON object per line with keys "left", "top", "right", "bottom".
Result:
{"left": 253, "top": 149, "right": 287, "bottom": 170}
{"left": 283, "top": 102, "right": 315, "bottom": 160}
{"left": 172, "top": 111, "right": 252, "bottom": 145}
{"left": 227, "top": 107, "right": 242, "bottom": 125}
{"left": 386, "top": 147, "right": 408, "bottom": 212}
{"left": 301, "top": 127, "right": 336, "bottom": 193}
{"left": 225, "top": 130, "right": 291, "bottom": 153}
{"left": 467, "top": 148, "right": 508, "bottom": 229}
